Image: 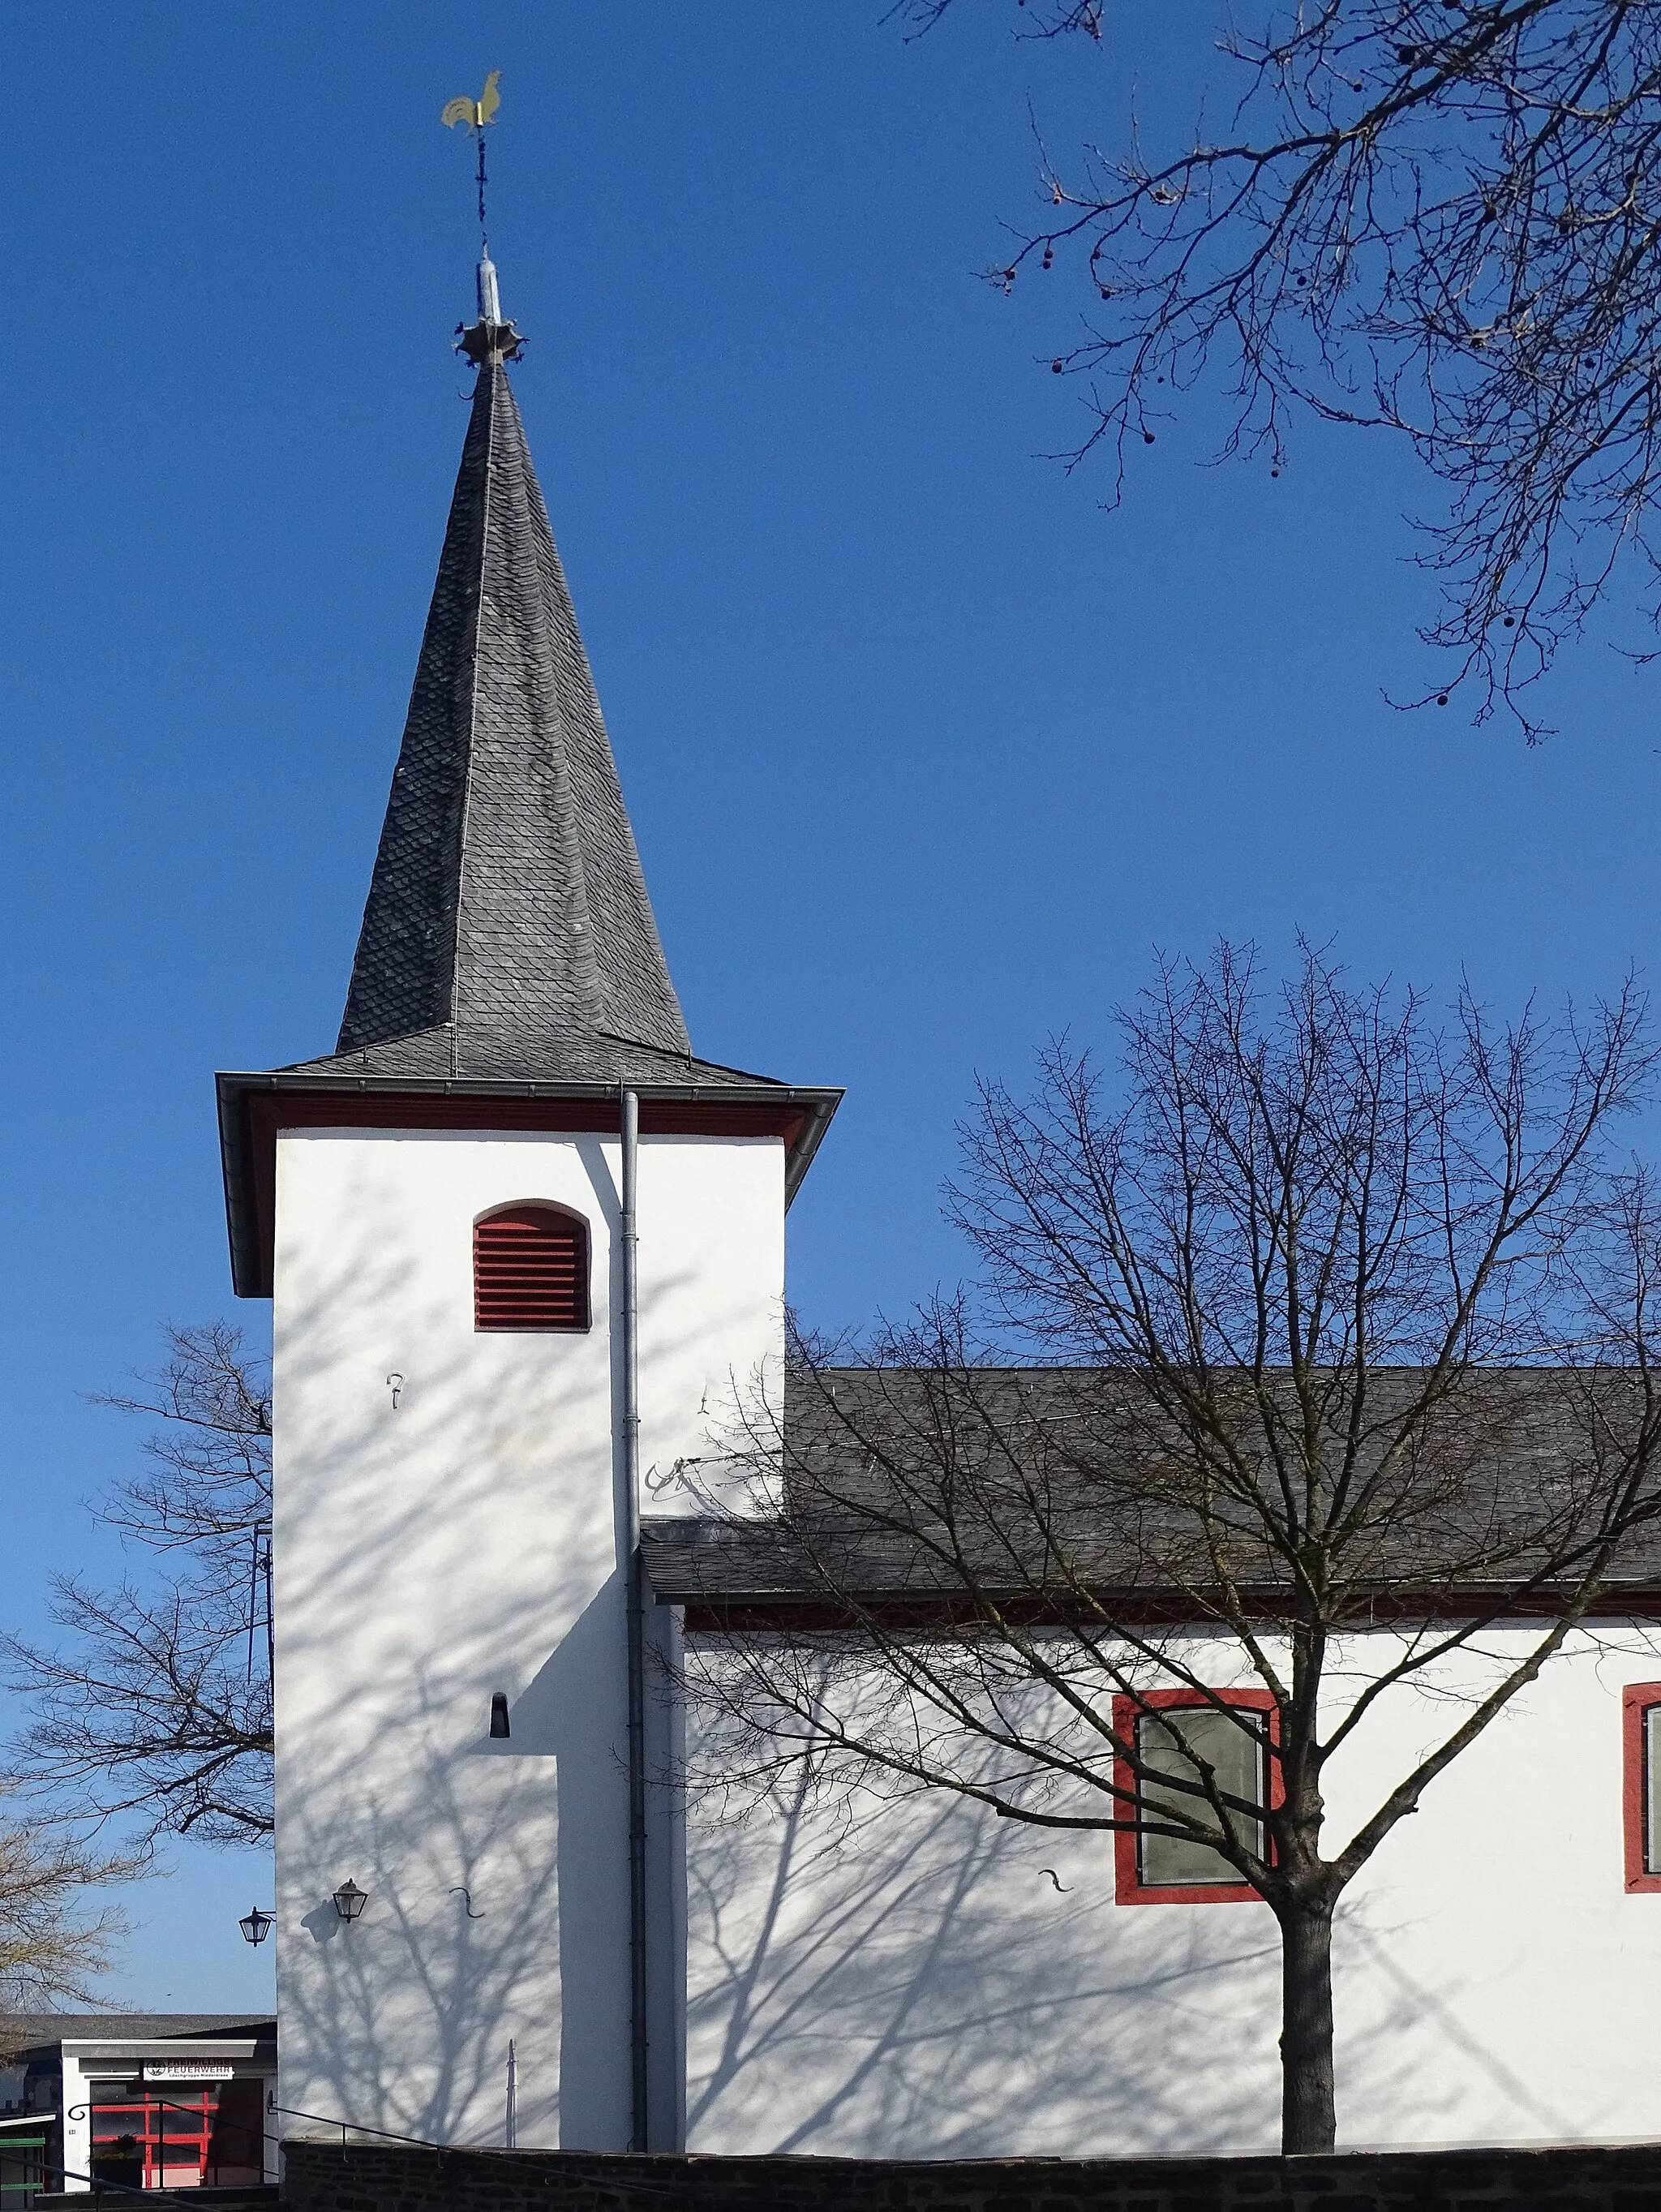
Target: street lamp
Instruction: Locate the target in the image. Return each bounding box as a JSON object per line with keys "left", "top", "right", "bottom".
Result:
{"left": 332, "top": 1879, "right": 368, "bottom": 1923}
{"left": 238, "top": 1906, "right": 275, "bottom": 1948}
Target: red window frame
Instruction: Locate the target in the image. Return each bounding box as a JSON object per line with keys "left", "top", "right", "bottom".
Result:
{"left": 90, "top": 2089, "right": 196, "bottom": 2192}
{"left": 1622, "top": 1683, "right": 1661, "bottom": 1892}
{"left": 1112, "top": 1686, "right": 1281, "bottom": 1906}
{"left": 89, "top": 2084, "right": 260, "bottom": 2191}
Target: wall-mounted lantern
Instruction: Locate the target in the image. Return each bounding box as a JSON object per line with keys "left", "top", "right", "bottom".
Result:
{"left": 238, "top": 1906, "right": 275, "bottom": 1947}
{"left": 332, "top": 1879, "right": 368, "bottom": 1923}
{"left": 490, "top": 1694, "right": 510, "bottom": 1739}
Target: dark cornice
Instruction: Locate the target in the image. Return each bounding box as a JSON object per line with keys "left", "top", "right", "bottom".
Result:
{"left": 216, "top": 1070, "right": 841, "bottom": 1298}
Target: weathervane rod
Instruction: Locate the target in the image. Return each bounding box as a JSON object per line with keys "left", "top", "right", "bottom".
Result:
{"left": 443, "top": 71, "right": 521, "bottom": 363}
{"left": 442, "top": 70, "right": 503, "bottom": 295}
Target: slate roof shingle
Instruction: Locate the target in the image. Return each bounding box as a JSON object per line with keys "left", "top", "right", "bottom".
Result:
{"left": 639, "top": 1366, "right": 1661, "bottom": 1610}
{"left": 301, "top": 357, "right": 749, "bottom": 1089}
{"left": 0, "top": 2013, "right": 275, "bottom": 2059}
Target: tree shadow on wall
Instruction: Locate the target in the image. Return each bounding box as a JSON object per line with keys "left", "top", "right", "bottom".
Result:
{"left": 508, "top": 1578, "right": 633, "bottom": 2149}
{"left": 277, "top": 1663, "right": 563, "bottom": 2148}
{"left": 271, "top": 1129, "right": 713, "bottom": 2151}
{"left": 684, "top": 1770, "right": 1474, "bottom": 2159}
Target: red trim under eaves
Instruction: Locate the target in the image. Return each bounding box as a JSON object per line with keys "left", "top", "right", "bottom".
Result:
{"left": 235, "top": 1089, "right": 809, "bottom": 1299}
{"left": 673, "top": 1587, "right": 1661, "bottom": 1629}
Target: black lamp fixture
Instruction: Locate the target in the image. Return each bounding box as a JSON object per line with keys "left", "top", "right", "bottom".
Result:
{"left": 489, "top": 1693, "right": 510, "bottom": 1740}
{"left": 332, "top": 1879, "right": 368, "bottom": 1923}
{"left": 238, "top": 1906, "right": 275, "bottom": 1947}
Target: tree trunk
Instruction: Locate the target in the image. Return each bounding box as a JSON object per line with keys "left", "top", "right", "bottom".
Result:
{"left": 1278, "top": 1896, "right": 1337, "bottom": 2154}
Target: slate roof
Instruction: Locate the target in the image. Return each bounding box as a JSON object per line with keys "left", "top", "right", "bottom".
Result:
{"left": 0, "top": 2014, "right": 275, "bottom": 2059}
{"left": 293, "top": 353, "right": 765, "bottom": 1089}
{"left": 640, "top": 1365, "right": 1661, "bottom": 1612}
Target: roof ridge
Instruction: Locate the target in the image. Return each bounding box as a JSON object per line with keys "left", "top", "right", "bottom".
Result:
{"left": 444, "top": 347, "right": 493, "bottom": 1075}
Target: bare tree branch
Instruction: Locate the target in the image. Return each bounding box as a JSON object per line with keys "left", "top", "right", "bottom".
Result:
{"left": 0, "top": 1794, "right": 135, "bottom": 2008}
{"left": 679, "top": 939, "right": 1661, "bottom": 2154}
{"left": 910, "top": 0, "right": 1661, "bottom": 735}
{"left": 3, "top": 1325, "right": 273, "bottom": 1849}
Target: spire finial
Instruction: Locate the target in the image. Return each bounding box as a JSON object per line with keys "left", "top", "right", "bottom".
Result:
{"left": 443, "top": 71, "right": 522, "bottom": 367}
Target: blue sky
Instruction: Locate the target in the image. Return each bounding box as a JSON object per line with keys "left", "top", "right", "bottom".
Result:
{"left": 3, "top": 2, "right": 1659, "bottom": 2009}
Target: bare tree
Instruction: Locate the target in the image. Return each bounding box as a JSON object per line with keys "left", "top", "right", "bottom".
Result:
{"left": 4, "top": 1324, "right": 273, "bottom": 1848}
{"left": 681, "top": 943, "right": 1661, "bottom": 2153}
{"left": 908, "top": 0, "right": 1661, "bottom": 735}
{"left": 0, "top": 1801, "right": 132, "bottom": 2007}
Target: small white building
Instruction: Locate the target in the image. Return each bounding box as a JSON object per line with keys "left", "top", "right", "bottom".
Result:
{"left": 0, "top": 2012, "right": 277, "bottom": 2197}
{"left": 215, "top": 264, "right": 1661, "bottom": 2169}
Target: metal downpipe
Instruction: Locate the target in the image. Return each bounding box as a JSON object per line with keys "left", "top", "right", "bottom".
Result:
{"left": 620, "top": 1087, "right": 650, "bottom": 2151}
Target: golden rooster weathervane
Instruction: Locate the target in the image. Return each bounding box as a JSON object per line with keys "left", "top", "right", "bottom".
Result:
{"left": 442, "top": 71, "right": 521, "bottom": 364}
{"left": 443, "top": 71, "right": 502, "bottom": 262}
{"left": 441, "top": 70, "right": 500, "bottom": 135}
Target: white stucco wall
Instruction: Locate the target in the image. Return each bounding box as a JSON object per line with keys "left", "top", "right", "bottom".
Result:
{"left": 270, "top": 1126, "right": 782, "bottom": 2154}
{"left": 681, "top": 1626, "right": 1661, "bottom": 2158}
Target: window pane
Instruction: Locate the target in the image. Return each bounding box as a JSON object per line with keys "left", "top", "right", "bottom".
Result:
{"left": 1646, "top": 1706, "right": 1661, "bottom": 1875}
{"left": 1136, "top": 1704, "right": 1265, "bottom": 1888}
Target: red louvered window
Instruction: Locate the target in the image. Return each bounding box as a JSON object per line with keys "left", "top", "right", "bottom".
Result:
{"left": 474, "top": 1205, "right": 590, "bottom": 1332}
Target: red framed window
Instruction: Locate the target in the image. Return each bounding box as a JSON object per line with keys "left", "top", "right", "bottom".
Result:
{"left": 1112, "top": 1687, "right": 1280, "bottom": 1905}
{"left": 1622, "top": 1683, "right": 1661, "bottom": 1892}
{"left": 474, "top": 1205, "right": 590, "bottom": 1332}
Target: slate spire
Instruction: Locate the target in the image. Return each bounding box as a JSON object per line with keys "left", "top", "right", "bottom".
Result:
{"left": 308, "top": 275, "right": 705, "bottom": 1085}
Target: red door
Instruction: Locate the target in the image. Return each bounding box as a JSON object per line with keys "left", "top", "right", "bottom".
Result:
{"left": 89, "top": 2081, "right": 263, "bottom": 2190}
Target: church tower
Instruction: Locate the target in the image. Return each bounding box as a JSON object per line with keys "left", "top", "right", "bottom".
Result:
{"left": 217, "top": 260, "right": 839, "bottom": 2154}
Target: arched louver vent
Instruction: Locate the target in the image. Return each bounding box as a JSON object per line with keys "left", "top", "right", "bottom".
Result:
{"left": 474, "top": 1205, "right": 590, "bottom": 1332}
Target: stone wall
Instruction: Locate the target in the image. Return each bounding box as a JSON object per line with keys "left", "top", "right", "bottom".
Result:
{"left": 279, "top": 2138, "right": 1661, "bottom": 2212}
